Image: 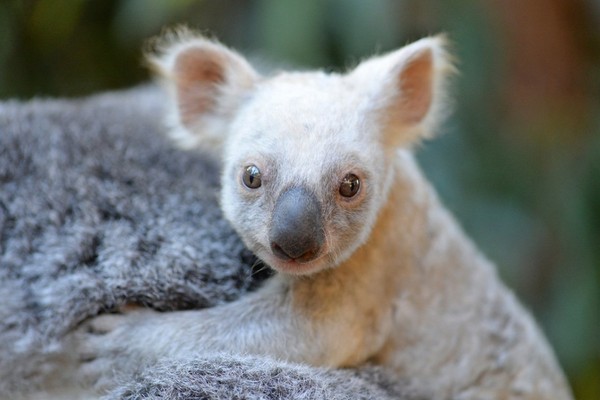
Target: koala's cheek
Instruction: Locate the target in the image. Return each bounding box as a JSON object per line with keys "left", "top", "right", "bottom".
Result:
{"left": 231, "top": 201, "right": 268, "bottom": 242}
{"left": 328, "top": 207, "right": 374, "bottom": 261}
{"left": 219, "top": 187, "right": 238, "bottom": 224}
{"left": 328, "top": 213, "right": 358, "bottom": 245}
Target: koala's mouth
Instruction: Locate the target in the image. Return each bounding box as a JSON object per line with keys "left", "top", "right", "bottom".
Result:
{"left": 249, "top": 241, "right": 328, "bottom": 276}
{"left": 264, "top": 251, "right": 329, "bottom": 276}
{"left": 270, "top": 242, "right": 320, "bottom": 264}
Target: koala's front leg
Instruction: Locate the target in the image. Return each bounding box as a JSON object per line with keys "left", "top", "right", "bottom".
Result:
{"left": 75, "top": 278, "right": 331, "bottom": 390}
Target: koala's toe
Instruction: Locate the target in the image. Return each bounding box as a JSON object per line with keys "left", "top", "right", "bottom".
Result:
{"left": 86, "top": 313, "right": 127, "bottom": 334}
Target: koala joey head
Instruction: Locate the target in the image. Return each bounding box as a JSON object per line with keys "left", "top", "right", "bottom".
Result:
{"left": 152, "top": 30, "right": 454, "bottom": 275}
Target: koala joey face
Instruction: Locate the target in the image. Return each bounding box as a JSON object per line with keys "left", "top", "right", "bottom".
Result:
{"left": 220, "top": 75, "right": 391, "bottom": 276}
{"left": 157, "top": 32, "right": 450, "bottom": 275}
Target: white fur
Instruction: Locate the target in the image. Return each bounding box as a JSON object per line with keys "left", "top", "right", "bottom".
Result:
{"left": 70, "top": 33, "right": 573, "bottom": 399}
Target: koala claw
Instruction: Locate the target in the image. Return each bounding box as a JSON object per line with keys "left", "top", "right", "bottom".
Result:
{"left": 73, "top": 308, "right": 160, "bottom": 391}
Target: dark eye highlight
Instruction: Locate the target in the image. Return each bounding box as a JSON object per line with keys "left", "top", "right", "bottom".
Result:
{"left": 243, "top": 165, "right": 262, "bottom": 189}
{"left": 339, "top": 173, "right": 360, "bottom": 198}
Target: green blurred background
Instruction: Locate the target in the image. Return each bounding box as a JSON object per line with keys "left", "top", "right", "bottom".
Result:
{"left": 1, "top": 0, "right": 598, "bottom": 397}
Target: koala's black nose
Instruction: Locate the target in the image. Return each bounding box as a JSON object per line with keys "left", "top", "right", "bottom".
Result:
{"left": 269, "top": 187, "right": 324, "bottom": 263}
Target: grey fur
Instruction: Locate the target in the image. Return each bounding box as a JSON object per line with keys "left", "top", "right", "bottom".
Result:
{"left": 106, "top": 356, "right": 427, "bottom": 400}
{"left": 0, "top": 87, "right": 421, "bottom": 399}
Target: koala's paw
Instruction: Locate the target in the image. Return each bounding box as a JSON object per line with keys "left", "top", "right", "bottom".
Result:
{"left": 74, "top": 307, "right": 160, "bottom": 391}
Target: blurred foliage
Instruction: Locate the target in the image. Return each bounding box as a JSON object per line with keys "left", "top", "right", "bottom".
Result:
{"left": 0, "top": 0, "right": 598, "bottom": 398}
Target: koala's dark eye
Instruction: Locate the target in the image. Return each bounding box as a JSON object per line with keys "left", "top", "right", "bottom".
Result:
{"left": 339, "top": 173, "right": 360, "bottom": 198}
{"left": 243, "top": 165, "right": 262, "bottom": 189}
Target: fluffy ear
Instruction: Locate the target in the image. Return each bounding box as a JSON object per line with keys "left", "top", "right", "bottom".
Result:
{"left": 349, "top": 35, "right": 455, "bottom": 148}
{"left": 149, "top": 31, "right": 259, "bottom": 150}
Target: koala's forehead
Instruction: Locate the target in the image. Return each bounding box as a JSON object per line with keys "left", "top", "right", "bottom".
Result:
{"left": 233, "top": 72, "right": 367, "bottom": 149}
{"left": 246, "top": 73, "right": 360, "bottom": 130}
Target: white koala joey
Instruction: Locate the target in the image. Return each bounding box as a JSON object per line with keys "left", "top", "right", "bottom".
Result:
{"left": 74, "top": 30, "right": 573, "bottom": 400}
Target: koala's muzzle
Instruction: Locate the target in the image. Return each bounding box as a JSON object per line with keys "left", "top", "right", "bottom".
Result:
{"left": 269, "top": 187, "right": 324, "bottom": 263}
